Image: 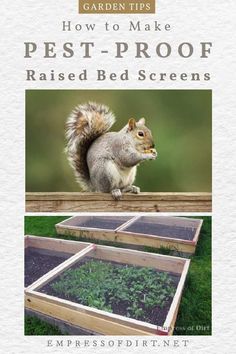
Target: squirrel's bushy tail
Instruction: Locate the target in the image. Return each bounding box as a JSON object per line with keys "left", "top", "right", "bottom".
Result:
{"left": 65, "top": 102, "right": 115, "bottom": 191}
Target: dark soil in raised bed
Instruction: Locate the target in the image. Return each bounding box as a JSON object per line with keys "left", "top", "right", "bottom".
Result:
{"left": 39, "top": 257, "right": 180, "bottom": 327}
{"left": 25, "top": 247, "right": 72, "bottom": 287}
{"left": 69, "top": 217, "right": 131, "bottom": 230}
{"left": 124, "top": 222, "right": 197, "bottom": 240}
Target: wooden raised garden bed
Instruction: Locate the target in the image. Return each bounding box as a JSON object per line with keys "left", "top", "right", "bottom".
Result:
{"left": 25, "top": 236, "right": 190, "bottom": 335}
{"left": 56, "top": 215, "right": 203, "bottom": 254}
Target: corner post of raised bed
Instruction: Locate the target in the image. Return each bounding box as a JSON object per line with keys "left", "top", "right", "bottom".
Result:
{"left": 156, "top": 327, "right": 169, "bottom": 335}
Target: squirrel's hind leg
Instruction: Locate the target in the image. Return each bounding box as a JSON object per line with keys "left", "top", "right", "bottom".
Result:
{"left": 122, "top": 185, "right": 140, "bottom": 194}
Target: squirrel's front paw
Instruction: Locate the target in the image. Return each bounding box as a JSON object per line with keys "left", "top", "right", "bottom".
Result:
{"left": 111, "top": 189, "right": 122, "bottom": 200}
{"left": 131, "top": 185, "right": 140, "bottom": 194}
{"left": 144, "top": 148, "right": 158, "bottom": 160}
{"left": 149, "top": 148, "right": 158, "bottom": 159}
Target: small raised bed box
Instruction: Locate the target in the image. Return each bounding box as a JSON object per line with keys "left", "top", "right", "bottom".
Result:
{"left": 25, "top": 240, "right": 190, "bottom": 335}
{"left": 55, "top": 215, "right": 134, "bottom": 243}
{"left": 117, "top": 216, "right": 203, "bottom": 254}
{"left": 56, "top": 216, "right": 203, "bottom": 254}
{"left": 25, "top": 235, "right": 91, "bottom": 288}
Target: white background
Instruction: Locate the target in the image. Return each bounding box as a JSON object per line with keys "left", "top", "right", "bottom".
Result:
{"left": 0, "top": 0, "right": 236, "bottom": 353}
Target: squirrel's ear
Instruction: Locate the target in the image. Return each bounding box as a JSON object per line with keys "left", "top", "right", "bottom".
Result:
{"left": 138, "top": 117, "right": 146, "bottom": 125}
{"left": 128, "top": 118, "right": 136, "bottom": 131}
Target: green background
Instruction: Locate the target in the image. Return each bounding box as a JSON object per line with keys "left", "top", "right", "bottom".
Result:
{"left": 26, "top": 90, "right": 212, "bottom": 192}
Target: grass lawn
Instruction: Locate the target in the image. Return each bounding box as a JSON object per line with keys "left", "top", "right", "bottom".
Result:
{"left": 25, "top": 315, "right": 63, "bottom": 335}
{"left": 25, "top": 215, "right": 211, "bottom": 336}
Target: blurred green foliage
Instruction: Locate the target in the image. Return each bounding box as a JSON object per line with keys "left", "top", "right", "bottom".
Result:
{"left": 26, "top": 90, "right": 211, "bottom": 192}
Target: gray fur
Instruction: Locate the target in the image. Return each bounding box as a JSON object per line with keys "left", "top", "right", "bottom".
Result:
{"left": 65, "top": 103, "right": 157, "bottom": 199}
{"left": 65, "top": 102, "right": 115, "bottom": 190}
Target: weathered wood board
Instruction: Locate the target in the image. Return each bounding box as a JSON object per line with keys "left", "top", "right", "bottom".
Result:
{"left": 26, "top": 192, "right": 212, "bottom": 212}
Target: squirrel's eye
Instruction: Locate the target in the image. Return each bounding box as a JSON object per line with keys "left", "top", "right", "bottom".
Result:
{"left": 138, "top": 131, "right": 144, "bottom": 137}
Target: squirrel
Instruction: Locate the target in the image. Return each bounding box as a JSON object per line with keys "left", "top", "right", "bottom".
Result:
{"left": 65, "top": 102, "right": 157, "bottom": 200}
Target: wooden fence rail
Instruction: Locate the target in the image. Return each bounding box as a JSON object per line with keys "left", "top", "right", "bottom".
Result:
{"left": 26, "top": 192, "right": 212, "bottom": 212}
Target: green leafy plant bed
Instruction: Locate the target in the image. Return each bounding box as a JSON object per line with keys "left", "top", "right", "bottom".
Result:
{"left": 40, "top": 257, "right": 180, "bottom": 326}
